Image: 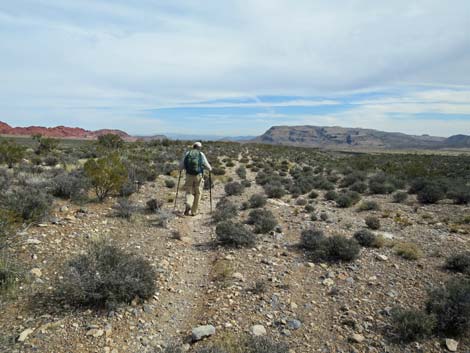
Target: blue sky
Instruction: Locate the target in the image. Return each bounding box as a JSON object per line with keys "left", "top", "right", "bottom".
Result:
{"left": 1, "top": 1, "right": 470, "bottom": 137}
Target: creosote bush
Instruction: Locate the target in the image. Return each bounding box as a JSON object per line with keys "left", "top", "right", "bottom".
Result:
{"left": 445, "top": 252, "right": 470, "bottom": 274}
{"left": 164, "top": 179, "right": 176, "bottom": 188}
{"left": 248, "top": 194, "right": 267, "bottom": 208}
{"left": 391, "top": 307, "right": 436, "bottom": 342}
{"left": 353, "top": 229, "right": 383, "bottom": 248}
{"left": 264, "top": 182, "right": 286, "bottom": 199}
{"left": 247, "top": 209, "right": 277, "bottom": 234}
{"left": 324, "top": 190, "right": 338, "bottom": 201}
{"left": 392, "top": 191, "right": 408, "bottom": 203}
{"left": 365, "top": 216, "right": 381, "bottom": 230}
{"left": 60, "top": 241, "right": 156, "bottom": 308}
{"left": 216, "top": 221, "right": 255, "bottom": 247}
{"left": 84, "top": 153, "right": 128, "bottom": 201}
{"left": 416, "top": 182, "right": 445, "bottom": 204}
{"left": 426, "top": 279, "right": 470, "bottom": 336}
{"left": 225, "top": 181, "right": 245, "bottom": 196}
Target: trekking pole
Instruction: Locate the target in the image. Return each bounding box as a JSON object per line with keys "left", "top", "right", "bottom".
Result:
{"left": 174, "top": 170, "right": 182, "bottom": 211}
{"left": 209, "top": 171, "right": 213, "bottom": 213}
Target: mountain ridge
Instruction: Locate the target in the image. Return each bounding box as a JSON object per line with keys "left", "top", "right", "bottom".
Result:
{"left": 253, "top": 125, "right": 470, "bottom": 149}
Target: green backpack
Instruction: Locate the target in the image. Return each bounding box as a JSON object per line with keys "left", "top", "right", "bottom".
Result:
{"left": 184, "top": 150, "right": 203, "bottom": 175}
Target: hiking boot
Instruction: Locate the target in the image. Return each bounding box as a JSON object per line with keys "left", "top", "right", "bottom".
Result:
{"left": 184, "top": 205, "right": 191, "bottom": 216}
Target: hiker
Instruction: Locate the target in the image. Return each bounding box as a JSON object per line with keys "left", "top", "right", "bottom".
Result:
{"left": 179, "top": 142, "right": 212, "bottom": 216}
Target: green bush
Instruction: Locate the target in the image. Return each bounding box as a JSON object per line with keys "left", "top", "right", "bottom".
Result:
{"left": 301, "top": 230, "right": 360, "bottom": 262}
{"left": 417, "top": 182, "right": 445, "bottom": 204}
{"left": 426, "top": 279, "right": 470, "bottom": 336}
{"left": 225, "top": 181, "right": 245, "bottom": 196}
{"left": 357, "top": 200, "right": 380, "bottom": 211}
{"left": 336, "top": 194, "right": 353, "bottom": 208}
{"left": 353, "top": 229, "right": 382, "bottom": 248}
{"left": 392, "top": 191, "right": 408, "bottom": 203}
{"left": 236, "top": 166, "right": 247, "bottom": 179}
{"left": 119, "top": 180, "right": 137, "bottom": 197}
{"left": 146, "top": 198, "right": 164, "bottom": 212}
{"left": 249, "top": 194, "right": 267, "bottom": 208}
{"left": 247, "top": 209, "right": 277, "bottom": 234}
{"left": 324, "top": 190, "right": 338, "bottom": 201}
{"left": 97, "top": 133, "right": 124, "bottom": 149}
{"left": 365, "top": 216, "right": 381, "bottom": 230}
{"left": 445, "top": 252, "right": 470, "bottom": 274}
{"left": 447, "top": 186, "right": 470, "bottom": 205}
{"left": 264, "top": 182, "right": 286, "bottom": 198}
{"left": 308, "top": 190, "right": 318, "bottom": 199}
{"left": 165, "top": 179, "right": 176, "bottom": 188}
{"left": 391, "top": 307, "right": 436, "bottom": 342}
{"left": 84, "top": 153, "right": 128, "bottom": 201}
{"left": 60, "top": 241, "right": 156, "bottom": 308}
{"left": 216, "top": 221, "right": 255, "bottom": 247}
{"left": 0, "top": 140, "right": 26, "bottom": 168}
{"left": 0, "top": 256, "right": 23, "bottom": 296}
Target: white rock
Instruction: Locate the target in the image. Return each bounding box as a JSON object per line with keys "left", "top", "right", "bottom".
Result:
{"left": 191, "top": 325, "right": 215, "bottom": 341}
{"left": 322, "top": 278, "right": 335, "bottom": 287}
{"left": 445, "top": 339, "right": 459, "bottom": 352}
{"left": 18, "top": 328, "right": 34, "bottom": 342}
{"left": 251, "top": 325, "right": 267, "bottom": 336}
{"left": 30, "top": 268, "right": 42, "bottom": 277}
{"left": 86, "top": 328, "right": 104, "bottom": 338}
{"left": 375, "top": 254, "right": 388, "bottom": 261}
{"left": 26, "top": 239, "right": 42, "bottom": 245}
{"left": 350, "top": 333, "right": 365, "bottom": 343}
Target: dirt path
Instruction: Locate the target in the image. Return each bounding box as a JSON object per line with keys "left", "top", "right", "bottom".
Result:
{"left": 150, "top": 173, "right": 223, "bottom": 347}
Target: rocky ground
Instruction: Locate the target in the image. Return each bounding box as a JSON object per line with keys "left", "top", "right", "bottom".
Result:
{"left": 1, "top": 162, "right": 469, "bottom": 353}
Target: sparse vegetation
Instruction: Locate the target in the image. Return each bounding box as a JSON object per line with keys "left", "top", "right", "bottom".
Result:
{"left": 365, "top": 215, "right": 381, "bottom": 230}
{"left": 248, "top": 194, "right": 267, "bottom": 208}
{"left": 225, "top": 181, "right": 245, "bottom": 196}
{"left": 60, "top": 241, "right": 156, "bottom": 308}
{"left": 246, "top": 208, "right": 277, "bottom": 234}
{"left": 391, "top": 307, "right": 436, "bottom": 342}
{"left": 445, "top": 252, "right": 470, "bottom": 274}
{"left": 301, "top": 230, "right": 360, "bottom": 262}
{"left": 216, "top": 221, "right": 255, "bottom": 247}
{"left": 353, "top": 229, "right": 383, "bottom": 248}
{"left": 394, "top": 242, "right": 422, "bottom": 260}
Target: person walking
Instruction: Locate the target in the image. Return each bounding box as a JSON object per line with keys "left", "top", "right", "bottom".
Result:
{"left": 179, "top": 142, "right": 212, "bottom": 216}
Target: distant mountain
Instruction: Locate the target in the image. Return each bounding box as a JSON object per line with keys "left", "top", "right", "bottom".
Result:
{"left": 163, "top": 132, "right": 255, "bottom": 142}
{"left": 253, "top": 125, "right": 470, "bottom": 149}
{"left": 0, "top": 121, "right": 132, "bottom": 140}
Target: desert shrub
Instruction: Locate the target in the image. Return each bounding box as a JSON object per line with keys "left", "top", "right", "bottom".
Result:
{"left": 249, "top": 194, "right": 267, "bottom": 208}
{"left": 216, "top": 221, "right": 255, "bottom": 247}
{"left": 0, "top": 255, "right": 23, "bottom": 296}
{"left": 241, "top": 180, "right": 252, "bottom": 188}
{"left": 334, "top": 190, "right": 360, "bottom": 208}
{"left": 447, "top": 186, "right": 470, "bottom": 205}
{"left": 416, "top": 182, "right": 445, "bottom": 204}
{"left": 247, "top": 209, "right": 277, "bottom": 234}
{"left": 391, "top": 307, "right": 436, "bottom": 342}
{"left": 146, "top": 198, "right": 164, "bottom": 212}
{"left": 392, "top": 191, "right": 408, "bottom": 203}
{"left": 225, "top": 160, "right": 235, "bottom": 167}
{"left": 60, "top": 241, "right": 156, "bottom": 308}
{"left": 240, "top": 336, "right": 289, "bottom": 353}
{"left": 264, "top": 182, "right": 286, "bottom": 198}
{"left": 295, "top": 198, "right": 307, "bottom": 206}
{"left": 300, "top": 228, "right": 325, "bottom": 250}
{"left": 97, "top": 133, "right": 124, "bottom": 149}
{"left": 394, "top": 242, "right": 422, "bottom": 260}
{"left": 426, "top": 279, "right": 470, "bottom": 336}
{"left": 324, "top": 190, "right": 338, "bottom": 201}
{"left": 308, "top": 190, "right": 318, "bottom": 199}
{"left": 354, "top": 229, "right": 382, "bottom": 247}
{"left": 340, "top": 171, "right": 366, "bottom": 188}
{"left": 236, "top": 166, "right": 247, "bottom": 179}
{"left": 2, "top": 187, "right": 52, "bottom": 223}
{"left": 314, "top": 235, "right": 360, "bottom": 262}
{"left": 112, "top": 198, "right": 135, "bottom": 220}
{"left": 357, "top": 200, "right": 380, "bottom": 211}
{"left": 368, "top": 173, "right": 400, "bottom": 194}
{"left": 213, "top": 198, "right": 238, "bottom": 223}
{"left": 52, "top": 170, "right": 90, "bottom": 200}
{"left": 445, "top": 252, "right": 470, "bottom": 274}
{"left": 0, "top": 140, "right": 26, "bottom": 168}
{"left": 305, "top": 204, "right": 315, "bottom": 212}
{"left": 165, "top": 179, "right": 176, "bottom": 188}
{"left": 119, "top": 180, "right": 137, "bottom": 197}
{"left": 365, "top": 216, "right": 381, "bottom": 230}
{"left": 301, "top": 230, "right": 359, "bottom": 262}
{"left": 225, "top": 181, "right": 245, "bottom": 196}
{"left": 84, "top": 153, "right": 128, "bottom": 201}
{"left": 320, "top": 212, "right": 329, "bottom": 221}
{"left": 0, "top": 209, "right": 16, "bottom": 241}
{"left": 212, "top": 167, "right": 226, "bottom": 176}
{"left": 153, "top": 209, "right": 173, "bottom": 228}
{"left": 0, "top": 169, "right": 11, "bottom": 190}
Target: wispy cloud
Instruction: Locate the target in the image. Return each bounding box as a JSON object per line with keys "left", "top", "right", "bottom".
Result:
{"left": 1, "top": 1, "right": 470, "bottom": 136}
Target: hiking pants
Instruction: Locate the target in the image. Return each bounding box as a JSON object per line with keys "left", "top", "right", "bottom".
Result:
{"left": 184, "top": 174, "right": 204, "bottom": 214}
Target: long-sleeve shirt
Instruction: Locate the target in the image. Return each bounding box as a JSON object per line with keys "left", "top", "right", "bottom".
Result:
{"left": 179, "top": 150, "right": 212, "bottom": 172}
